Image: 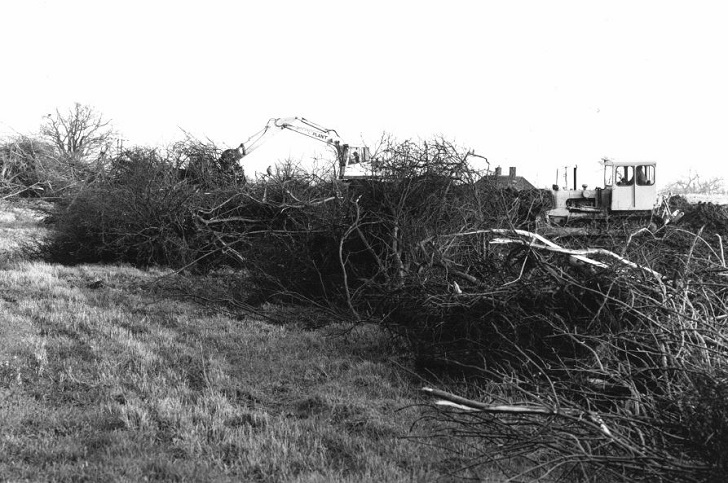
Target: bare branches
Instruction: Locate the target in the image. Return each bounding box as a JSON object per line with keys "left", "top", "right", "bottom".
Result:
{"left": 40, "top": 103, "right": 116, "bottom": 162}
{"left": 0, "top": 136, "right": 56, "bottom": 197}
{"left": 663, "top": 171, "right": 726, "bottom": 196}
{"left": 408, "top": 224, "right": 728, "bottom": 481}
{"left": 38, "top": 133, "right": 728, "bottom": 481}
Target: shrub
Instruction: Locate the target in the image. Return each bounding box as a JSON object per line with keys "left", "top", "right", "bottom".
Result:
{"left": 40, "top": 143, "right": 234, "bottom": 267}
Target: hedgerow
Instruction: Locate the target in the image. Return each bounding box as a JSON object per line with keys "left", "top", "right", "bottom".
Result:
{"left": 37, "top": 136, "right": 728, "bottom": 481}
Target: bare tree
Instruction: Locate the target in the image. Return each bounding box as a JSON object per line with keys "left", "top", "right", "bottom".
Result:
{"left": 40, "top": 103, "right": 115, "bottom": 162}
{"left": 664, "top": 170, "right": 726, "bottom": 195}
{"left": 697, "top": 175, "right": 725, "bottom": 194}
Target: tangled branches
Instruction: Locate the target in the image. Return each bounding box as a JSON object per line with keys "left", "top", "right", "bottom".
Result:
{"left": 40, "top": 139, "right": 244, "bottom": 266}
{"left": 40, "top": 134, "right": 728, "bottom": 480}
{"left": 414, "top": 225, "right": 728, "bottom": 481}
{"left": 201, "top": 140, "right": 728, "bottom": 480}
{"left": 203, "top": 154, "right": 728, "bottom": 480}
{"left": 0, "top": 136, "right": 59, "bottom": 198}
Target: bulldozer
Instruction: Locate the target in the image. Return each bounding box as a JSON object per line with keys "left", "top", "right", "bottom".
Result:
{"left": 545, "top": 159, "right": 681, "bottom": 227}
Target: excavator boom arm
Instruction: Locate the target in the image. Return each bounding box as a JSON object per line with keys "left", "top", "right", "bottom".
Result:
{"left": 273, "top": 117, "right": 342, "bottom": 145}
{"left": 235, "top": 116, "right": 370, "bottom": 179}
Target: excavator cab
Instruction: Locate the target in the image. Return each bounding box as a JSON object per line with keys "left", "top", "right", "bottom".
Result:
{"left": 338, "top": 145, "right": 372, "bottom": 179}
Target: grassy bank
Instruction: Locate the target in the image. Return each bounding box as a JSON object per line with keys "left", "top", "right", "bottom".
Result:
{"left": 0, "top": 260, "right": 475, "bottom": 481}
{"left": 0, "top": 201, "right": 497, "bottom": 482}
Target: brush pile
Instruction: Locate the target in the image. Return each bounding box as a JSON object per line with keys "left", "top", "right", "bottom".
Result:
{"left": 42, "top": 137, "right": 728, "bottom": 481}
{"left": 198, "top": 142, "right": 728, "bottom": 481}
{"left": 415, "top": 223, "right": 728, "bottom": 481}
{"left": 672, "top": 195, "right": 728, "bottom": 238}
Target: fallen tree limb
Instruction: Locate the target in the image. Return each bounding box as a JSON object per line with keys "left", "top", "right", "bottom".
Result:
{"left": 422, "top": 386, "right": 559, "bottom": 415}
{"left": 421, "top": 387, "right": 614, "bottom": 438}
{"left": 431, "top": 228, "right": 662, "bottom": 277}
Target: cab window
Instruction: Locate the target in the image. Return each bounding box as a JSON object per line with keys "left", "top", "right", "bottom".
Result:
{"left": 615, "top": 166, "right": 634, "bottom": 186}
{"left": 636, "top": 165, "right": 655, "bottom": 186}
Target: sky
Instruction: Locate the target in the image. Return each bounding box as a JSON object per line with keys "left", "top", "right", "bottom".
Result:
{"left": 1, "top": 0, "right": 727, "bottom": 187}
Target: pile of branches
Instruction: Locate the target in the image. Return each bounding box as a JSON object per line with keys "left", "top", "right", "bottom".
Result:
{"left": 195, "top": 139, "right": 728, "bottom": 480}
{"left": 0, "top": 136, "right": 56, "bottom": 198}
{"left": 41, "top": 134, "right": 728, "bottom": 480}
{"left": 412, "top": 224, "right": 728, "bottom": 481}
{"left": 40, "top": 139, "right": 244, "bottom": 267}
{"left": 194, "top": 168, "right": 349, "bottom": 302}
{"left": 673, "top": 196, "right": 728, "bottom": 239}
{"left": 195, "top": 139, "right": 548, "bottom": 307}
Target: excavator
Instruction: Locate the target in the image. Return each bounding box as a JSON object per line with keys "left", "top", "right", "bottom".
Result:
{"left": 225, "top": 117, "right": 372, "bottom": 180}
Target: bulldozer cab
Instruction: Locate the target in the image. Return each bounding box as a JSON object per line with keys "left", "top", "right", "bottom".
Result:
{"left": 604, "top": 161, "right": 656, "bottom": 211}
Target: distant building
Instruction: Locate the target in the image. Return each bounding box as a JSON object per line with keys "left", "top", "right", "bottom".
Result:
{"left": 477, "top": 166, "right": 535, "bottom": 190}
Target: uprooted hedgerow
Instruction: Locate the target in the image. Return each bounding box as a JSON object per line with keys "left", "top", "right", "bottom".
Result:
{"left": 38, "top": 134, "right": 728, "bottom": 481}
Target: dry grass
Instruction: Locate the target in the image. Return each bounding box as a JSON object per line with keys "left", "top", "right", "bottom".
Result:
{"left": 0, "top": 201, "right": 503, "bottom": 482}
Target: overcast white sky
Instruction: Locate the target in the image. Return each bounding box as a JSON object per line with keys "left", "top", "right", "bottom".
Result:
{"left": 1, "top": 0, "right": 726, "bottom": 187}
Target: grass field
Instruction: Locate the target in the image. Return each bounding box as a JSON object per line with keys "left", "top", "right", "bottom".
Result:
{"left": 0, "top": 200, "right": 500, "bottom": 482}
